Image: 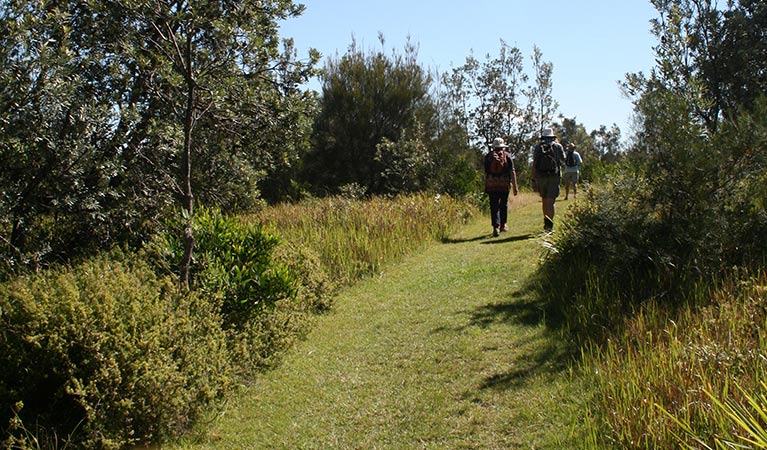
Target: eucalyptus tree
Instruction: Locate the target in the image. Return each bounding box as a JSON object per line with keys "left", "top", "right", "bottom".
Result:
{"left": 527, "top": 45, "right": 558, "bottom": 138}
{"left": 121, "top": 0, "right": 318, "bottom": 288}
{"left": 440, "top": 42, "right": 555, "bottom": 155}
{"left": 0, "top": 0, "right": 318, "bottom": 283}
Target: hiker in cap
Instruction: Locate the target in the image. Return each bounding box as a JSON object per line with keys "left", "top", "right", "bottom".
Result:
{"left": 563, "top": 142, "right": 583, "bottom": 200}
{"left": 531, "top": 128, "right": 565, "bottom": 231}
{"left": 484, "top": 137, "right": 518, "bottom": 237}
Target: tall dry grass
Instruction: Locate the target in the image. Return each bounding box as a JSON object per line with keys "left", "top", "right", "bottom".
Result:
{"left": 582, "top": 271, "right": 767, "bottom": 449}
{"left": 247, "top": 193, "right": 477, "bottom": 287}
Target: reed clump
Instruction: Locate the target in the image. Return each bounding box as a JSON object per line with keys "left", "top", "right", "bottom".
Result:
{"left": 249, "top": 193, "right": 477, "bottom": 287}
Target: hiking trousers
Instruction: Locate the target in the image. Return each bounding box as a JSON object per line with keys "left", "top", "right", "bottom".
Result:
{"left": 487, "top": 191, "right": 510, "bottom": 228}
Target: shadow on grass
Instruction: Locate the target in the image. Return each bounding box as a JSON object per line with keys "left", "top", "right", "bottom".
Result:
{"left": 441, "top": 235, "right": 490, "bottom": 244}
{"left": 469, "top": 297, "right": 546, "bottom": 328}
{"left": 478, "top": 339, "right": 571, "bottom": 391}
{"left": 480, "top": 233, "right": 536, "bottom": 245}
{"left": 434, "top": 282, "right": 576, "bottom": 392}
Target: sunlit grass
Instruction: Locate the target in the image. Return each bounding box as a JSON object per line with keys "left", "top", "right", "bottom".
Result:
{"left": 169, "top": 193, "right": 587, "bottom": 449}
{"left": 247, "top": 193, "right": 478, "bottom": 286}
{"left": 581, "top": 272, "right": 767, "bottom": 449}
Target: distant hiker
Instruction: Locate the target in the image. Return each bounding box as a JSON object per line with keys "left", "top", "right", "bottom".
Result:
{"left": 531, "top": 128, "right": 565, "bottom": 231}
{"left": 484, "top": 137, "right": 519, "bottom": 237}
{"left": 563, "top": 142, "right": 583, "bottom": 200}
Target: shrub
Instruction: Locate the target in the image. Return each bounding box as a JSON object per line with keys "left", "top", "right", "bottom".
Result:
{"left": 0, "top": 253, "right": 231, "bottom": 449}
{"left": 538, "top": 95, "right": 767, "bottom": 341}
{"left": 228, "top": 241, "right": 335, "bottom": 375}
{"left": 148, "top": 208, "right": 297, "bottom": 329}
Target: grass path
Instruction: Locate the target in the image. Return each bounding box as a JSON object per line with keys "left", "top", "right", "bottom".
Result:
{"left": 176, "top": 194, "right": 586, "bottom": 449}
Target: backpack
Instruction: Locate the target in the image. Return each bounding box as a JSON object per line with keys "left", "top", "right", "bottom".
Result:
{"left": 565, "top": 150, "right": 576, "bottom": 167}
{"left": 488, "top": 150, "right": 507, "bottom": 175}
{"left": 536, "top": 143, "right": 559, "bottom": 175}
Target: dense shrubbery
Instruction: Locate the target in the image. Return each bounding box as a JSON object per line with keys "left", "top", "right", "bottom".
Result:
{"left": 533, "top": 9, "right": 767, "bottom": 442}
{"left": 534, "top": 98, "right": 767, "bottom": 446}
{"left": 0, "top": 254, "right": 231, "bottom": 449}
{"left": 539, "top": 95, "right": 767, "bottom": 341}
{"left": 148, "top": 208, "right": 297, "bottom": 329}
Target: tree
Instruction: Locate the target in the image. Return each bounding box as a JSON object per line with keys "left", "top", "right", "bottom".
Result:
{"left": 528, "top": 45, "right": 558, "bottom": 137}
{"left": 114, "top": 0, "right": 319, "bottom": 288}
{"left": 441, "top": 41, "right": 538, "bottom": 153}
{"left": 624, "top": 0, "right": 767, "bottom": 133}
{"left": 440, "top": 42, "right": 559, "bottom": 155}
{"left": 0, "top": 0, "right": 318, "bottom": 281}
{"left": 590, "top": 124, "right": 623, "bottom": 162}
{"left": 0, "top": 1, "right": 134, "bottom": 267}
{"left": 304, "top": 36, "right": 434, "bottom": 195}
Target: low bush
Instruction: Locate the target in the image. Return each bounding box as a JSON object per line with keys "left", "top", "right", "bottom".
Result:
{"left": 228, "top": 241, "right": 335, "bottom": 376}
{"left": 147, "top": 208, "right": 297, "bottom": 329}
{"left": 0, "top": 253, "right": 231, "bottom": 449}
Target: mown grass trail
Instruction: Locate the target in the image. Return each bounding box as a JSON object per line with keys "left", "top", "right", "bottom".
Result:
{"left": 175, "top": 194, "right": 586, "bottom": 449}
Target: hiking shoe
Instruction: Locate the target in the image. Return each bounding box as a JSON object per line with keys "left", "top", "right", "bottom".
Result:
{"left": 492, "top": 227, "right": 499, "bottom": 237}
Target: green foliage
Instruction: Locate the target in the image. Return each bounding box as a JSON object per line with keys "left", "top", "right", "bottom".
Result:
{"left": 0, "top": 253, "right": 231, "bottom": 449}
{"left": 539, "top": 88, "right": 767, "bottom": 340}
{"left": 225, "top": 241, "right": 333, "bottom": 375}
{"left": 442, "top": 42, "right": 534, "bottom": 151}
{"left": 374, "top": 122, "right": 434, "bottom": 195}
{"left": 536, "top": 1, "right": 767, "bottom": 446}
{"left": 0, "top": 0, "right": 318, "bottom": 276}
{"left": 304, "top": 36, "right": 434, "bottom": 195}
{"left": 152, "top": 208, "right": 296, "bottom": 330}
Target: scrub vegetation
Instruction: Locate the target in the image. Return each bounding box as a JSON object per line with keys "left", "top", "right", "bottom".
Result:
{"left": 2, "top": 0, "right": 766, "bottom": 448}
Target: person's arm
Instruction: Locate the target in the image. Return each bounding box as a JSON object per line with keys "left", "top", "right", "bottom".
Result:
{"left": 508, "top": 152, "right": 519, "bottom": 195}
{"left": 511, "top": 167, "right": 519, "bottom": 195}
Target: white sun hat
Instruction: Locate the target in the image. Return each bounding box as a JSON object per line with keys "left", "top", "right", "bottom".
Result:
{"left": 540, "top": 128, "right": 556, "bottom": 139}
{"left": 491, "top": 137, "right": 508, "bottom": 148}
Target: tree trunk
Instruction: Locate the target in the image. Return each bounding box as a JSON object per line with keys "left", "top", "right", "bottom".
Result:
{"left": 179, "top": 31, "right": 195, "bottom": 291}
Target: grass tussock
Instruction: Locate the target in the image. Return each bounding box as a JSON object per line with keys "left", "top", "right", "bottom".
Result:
{"left": 582, "top": 271, "right": 767, "bottom": 448}
{"left": 248, "top": 192, "right": 477, "bottom": 287}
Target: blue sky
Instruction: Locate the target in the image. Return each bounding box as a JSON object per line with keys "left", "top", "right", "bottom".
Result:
{"left": 279, "top": 1, "right": 659, "bottom": 138}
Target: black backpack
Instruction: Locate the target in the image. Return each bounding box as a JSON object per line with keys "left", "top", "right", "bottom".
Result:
{"left": 536, "top": 143, "right": 559, "bottom": 175}
{"left": 565, "top": 150, "right": 576, "bottom": 167}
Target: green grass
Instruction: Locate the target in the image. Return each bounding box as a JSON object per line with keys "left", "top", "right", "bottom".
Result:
{"left": 169, "top": 194, "right": 589, "bottom": 449}
{"left": 581, "top": 273, "right": 767, "bottom": 449}
{"left": 247, "top": 193, "right": 477, "bottom": 287}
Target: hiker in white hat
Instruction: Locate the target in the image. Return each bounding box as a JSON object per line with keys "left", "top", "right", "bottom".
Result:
{"left": 531, "top": 127, "right": 565, "bottom": 231}
{"left": 484, "top": 137, "right": 518, "bottom": 237}
{"left": 563, "top": 142, "right": 583, "bottom": 200}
